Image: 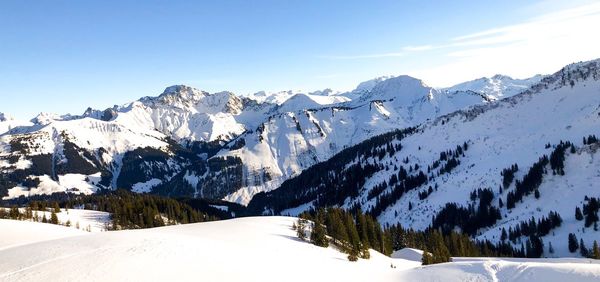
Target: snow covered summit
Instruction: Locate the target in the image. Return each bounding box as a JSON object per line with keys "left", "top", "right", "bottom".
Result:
{"left": 443, "top": 74, "right": 543, "bottom": 100}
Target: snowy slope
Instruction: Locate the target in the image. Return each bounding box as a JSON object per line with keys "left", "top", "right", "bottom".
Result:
{"left": 0, "top": 208, "right": 110, "bottom": 251}
{"left": 0, "top": 217, "right": 598, "bottom": 282}
{"left": 0, "top": 219, "right": 85, "bottom": 250}
{"left": 398, "top": 257, "right": 600, "bottom": 282}
{"left": 0, "top": 113, "right": 32, "bottom": 136}
{"left": 0, "top": 216, "right": 416, "bottom": 282}
{"left": 250, "top": 59, "right": 600, "bottom": 256}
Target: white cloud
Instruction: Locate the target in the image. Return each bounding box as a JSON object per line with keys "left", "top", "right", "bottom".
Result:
{"left": 411, "top": 2, "right": 600, "bottom": 87}
{"left": 315, "top": 2, "right": 600, "bottom": 90}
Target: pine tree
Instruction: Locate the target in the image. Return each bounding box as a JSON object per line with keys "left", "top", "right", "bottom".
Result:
{"left": 357, "top": 213, "right": 371, "bottom": 250}
{"left": 548, "top": 242, "right": 554, "bottom": 254}
{"left": 310, "top": 218, "right": 329, "bottom": 248}
{"left": 592, "top": 241, "right": 600, "bottom": 259}
{"left": 9, "top": 206, "right": 20, "bottom": 220}
{"left": 421, "top": 248, "right": 433, "bottom": 265}
{"left": 527, "top": 236, "right": 544, "bottom": 258}
{"left": 52, "top": 202, "right": 61, "bottom": 213}
{"left": 344, "top": 213, "right": 362, "bottom": 257}
{"left": 580, "top": 239, "right": 588, "bottom": 257}
{"left": 296, "top": 219, "right": 307, "bottom": 240}
{"left": 50, "top": 211, "right": 59, "bottom": 225}
{"left": 365, "top": 216, "right": 381, "bottom": 252}
{"left": 568, "top": 233, "right": 579, "bottom": 253}
{"left": 326, "top": 210, "right": 349, "bottom": 246}
{"left": 575, "top": 207, "right": 584, "bottom": 221}
{"left": 429, "top": 230, "right": 451, "bottom": 263}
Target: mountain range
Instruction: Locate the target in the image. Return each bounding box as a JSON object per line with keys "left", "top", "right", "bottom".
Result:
{"left": 2, "top": 59, "right": 599, "bottom": 256}
{"left": 0, "top": 70, "right": 541, "bottom": 202}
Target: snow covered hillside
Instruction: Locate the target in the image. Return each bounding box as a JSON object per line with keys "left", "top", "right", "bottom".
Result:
{"left": 248, "top": 59, "right": 600, "bottom": 257}
{"left": 0, "top": 219, "right": 85, "bottom": 250}
{"left": 0, "top": 217, "right": 598, "bottom": 282}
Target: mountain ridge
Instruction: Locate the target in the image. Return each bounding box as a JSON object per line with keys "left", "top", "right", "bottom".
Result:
{"left": 0, "top": 67, "right": 548, "bottom": 203}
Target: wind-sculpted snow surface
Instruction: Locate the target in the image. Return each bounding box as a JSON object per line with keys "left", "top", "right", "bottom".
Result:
{"left": 0, "top": 217, "right": 598, "bottom": 282}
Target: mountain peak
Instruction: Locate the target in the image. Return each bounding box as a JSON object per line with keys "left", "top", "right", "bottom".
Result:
{"left": 444, "top": 74, "right": 543, "bottom": 100}
{"left": 30, "top": 112, "right": 75, "bottom": 125}
{"left": 159, "top": 85, "right": 207, "bottom": 99}
{"left": 308, "top": 88, "right": 337, "bottom": 96}
{"left": 490, "top": 74, "right": 513, "bottom": 80}
{"left": 380, "top": 75, "right": 427, "bottom": 86}
{"left": 352, "top": 76, "right": 394, "bottom": 94}
{"left": 162, "top": 84, "right": 198, "bottom": 94}
{"left": 138, "top": 85, "right": 209, "bottom": 108}
{"left": 358, "top": 75, "right": 431, "bottom": 103}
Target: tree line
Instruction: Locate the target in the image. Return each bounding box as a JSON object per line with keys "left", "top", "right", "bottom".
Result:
{"left": 296, "top": 207, "right": 388, "bottom": 262}
{"left": 3, "top": 190, "right": 221, "bottom": 230}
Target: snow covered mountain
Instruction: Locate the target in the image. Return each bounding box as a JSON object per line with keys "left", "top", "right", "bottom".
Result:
{"left": 249, "top": 89, "right": 350, "bottom": 106}
{"left": 0, "top": 85, "right": 279, "bottom": 200}
{"left": 1, "top": 70, "right": 526, "bottom": 203}
{"left": 219, "top": 75, "right": 501, "bottom": 204}
{"left": 443, "top": 74, "right": 543, "bottom": 100}
{"left": 247, "top": 59, "right": 600, "bottom": 257}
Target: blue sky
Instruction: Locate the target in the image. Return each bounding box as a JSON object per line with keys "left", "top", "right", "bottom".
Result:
{"left": 1, "top": 0, "right": 599, "bottom": 119}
